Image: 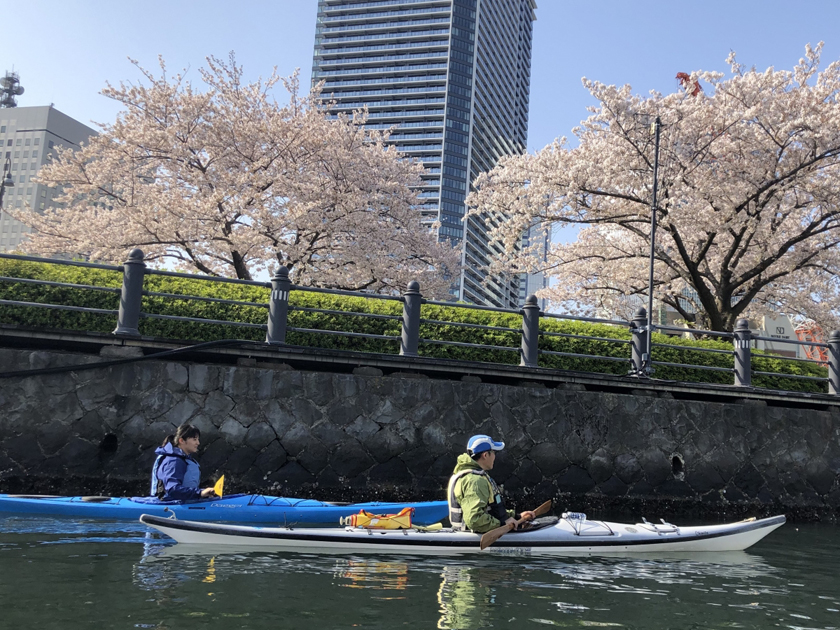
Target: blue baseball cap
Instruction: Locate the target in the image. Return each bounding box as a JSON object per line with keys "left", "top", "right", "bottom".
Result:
{"left": 467, "top": 434, "right": 505, "bottom": 456}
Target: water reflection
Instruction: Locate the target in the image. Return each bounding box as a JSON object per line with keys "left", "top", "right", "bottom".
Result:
{"left": 7, "top": 514, "right": 838, "bottom": 630}
{"left": 436, "top": 564, "right": 509, "bottom": 630}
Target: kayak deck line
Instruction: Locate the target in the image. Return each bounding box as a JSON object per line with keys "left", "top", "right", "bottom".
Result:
{"left": 139, "top": 513, "right": 786, "bottom": 555}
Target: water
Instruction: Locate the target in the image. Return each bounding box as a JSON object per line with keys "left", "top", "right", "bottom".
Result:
{"left": 0, "top": 516, "right": 838, "bottom": 629}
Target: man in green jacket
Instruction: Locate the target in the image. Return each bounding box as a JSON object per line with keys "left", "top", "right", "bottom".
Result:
{"left": 447, "top": 434, "right": 536, "bottom": 533}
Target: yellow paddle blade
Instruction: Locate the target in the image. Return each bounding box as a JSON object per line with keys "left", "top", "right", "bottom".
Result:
{"left": 213, "top": 475, "right": 225, "bottom": 497}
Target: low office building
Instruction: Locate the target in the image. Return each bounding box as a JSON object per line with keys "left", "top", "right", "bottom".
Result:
{"left": 0, "top": 105, "right": 96, "bottom": 252}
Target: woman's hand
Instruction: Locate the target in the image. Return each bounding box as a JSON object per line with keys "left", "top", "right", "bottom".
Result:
{"left": 199, "top": 487, "right": 217, "bottom": 498}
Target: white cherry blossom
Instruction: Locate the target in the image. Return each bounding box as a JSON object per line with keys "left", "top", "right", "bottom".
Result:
{"left": 468, "top": 43, "right": 840, "bottom": 331}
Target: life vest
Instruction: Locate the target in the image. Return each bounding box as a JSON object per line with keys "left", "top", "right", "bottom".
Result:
{"left": 447, "top": 469, "right": 508, "bottom": 531}
{"left": 150, "top": 451, "right": 201, "bottom": 499}
{"left": 339, "top": 507, "right": 414, "bottom": 529}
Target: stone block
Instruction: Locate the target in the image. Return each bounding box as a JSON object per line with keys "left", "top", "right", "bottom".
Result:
{"left": 529, "top": 442, "right": 569, "bottom": 477}
{"left": 265, "top": 400, "right": 296, "bottom": 438}
{"left": 556, "top": 465, "right": 596, "bottom": 493}
{"left": 203, "top": 390, "right": 236, "bottom": 424}
{"left": 279, "top": 422, "right": 314, "bottom": 457}
{"left": 297, "top": 440, "right": 330, "bottom": 476}
{"left": 598, "top": 475, "right": 629, "bottom": 497}
{"left": 271, "top": 461, "right": 315, "bottom": 487}
{"left": 613, "top": 453, "right": 643, "bottom": 484}
{"left": 271, "top": 370, "right": 304, "bottom": 399}
{"left": 254, "top": 440, "right": 288, "bottom": 474}
{"left": 330, "top": 440, "right": 374, "bottom": 478}
{"left": 345, "top": 416, "right": 381, "bottom": 443}
{"left": 245, "top": 422, "right": 276, "bottom": 452}
{"left": 366, "top": 427, "right": 408, "bottom": 464}
{"left": 189, "top": 364, "right": 221, "bottom": 394}
{"left": 219, "top": 417, "right": 248, "bottom": 448}
{"left": 161, "top": 399, "right": 201, "bottom": 427}
{"left": 225, "top": 446, "right": 258, "bottom": 476}
{"left": 164, "top": 363, "right": 189, "bottom": 392}
{"left": 200, "top": 438, "right": 232, "bottom": 473}
{"left": 303, "top": 373, "right": 335, "bottom": 407}
{"left": 229, "top": 399, "right": 266, "bottom": 428}
{"left": 76, "top": 377, "right": 116, "bottom": 412}
{"left": 325, "top": 398, "right": 362, "bottom": 427}
{"left": 585, "top": 448, "right": 613, "bottom": 484}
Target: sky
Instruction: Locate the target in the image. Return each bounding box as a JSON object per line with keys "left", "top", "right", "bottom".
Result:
{"left": 3, "top": 0, "right": 839, "bottom": 154}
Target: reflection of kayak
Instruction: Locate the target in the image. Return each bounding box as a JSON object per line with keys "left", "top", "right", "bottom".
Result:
{"left": 0, "top": 494, "right": 449, "bottom": 525}
{"left": 140, "top": 513, "right": 786, "bottom": 556}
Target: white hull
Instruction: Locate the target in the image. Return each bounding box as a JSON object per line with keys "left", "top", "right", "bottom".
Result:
{"left": 140, "top": 514, "right": 786, "bottom": 556}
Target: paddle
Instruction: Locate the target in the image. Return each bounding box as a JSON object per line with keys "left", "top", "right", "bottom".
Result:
{"left": 479, "top": 500, "right": 553, "bottom": 550}
{"left": 213, "top": 475, "right": 225, "bottom": 498}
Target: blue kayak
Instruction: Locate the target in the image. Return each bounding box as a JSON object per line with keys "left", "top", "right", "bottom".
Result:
{"left": 0, "top": 493, "right": 449, "bottom": 525}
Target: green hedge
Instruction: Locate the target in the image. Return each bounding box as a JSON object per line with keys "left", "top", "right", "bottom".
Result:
{"left": 0, "top": 258, "right": 827, "bottom": 393}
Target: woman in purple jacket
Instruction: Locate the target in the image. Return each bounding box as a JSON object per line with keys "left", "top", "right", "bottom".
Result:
{"left": 150, "top": 424, "right": 216, "bottom": 501}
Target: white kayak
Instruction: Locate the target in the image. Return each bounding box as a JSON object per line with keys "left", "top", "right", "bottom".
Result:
{"left": 140, "top": 512, "right": 786, "bottom": 556}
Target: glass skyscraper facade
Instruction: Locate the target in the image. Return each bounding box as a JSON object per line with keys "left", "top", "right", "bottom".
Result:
{"left": 312, "top": 0, "right": 537, "bottom": 308}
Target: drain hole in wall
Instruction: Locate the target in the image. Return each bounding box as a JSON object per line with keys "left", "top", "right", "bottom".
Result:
{"left": 671, "top": 454, "right": 684, "bottom": 478}
{"left": 100, "top": 433, "right": 118, "bottom": 453}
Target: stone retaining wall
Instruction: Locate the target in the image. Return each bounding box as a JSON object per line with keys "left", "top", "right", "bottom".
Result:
{"left": 1, "top": 348, "right": 839, "bottom": 521}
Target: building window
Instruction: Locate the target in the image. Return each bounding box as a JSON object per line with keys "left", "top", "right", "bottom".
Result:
{"left": 41, "top": 190, "right": 46, "bottom": 198}
{"left": 23, "top": 151, "right": 28, "bottom": 158}
{"left": 48, "top": 140, "right": 54, "bottom": 149}
{"left": 5, "top": 140, "right": 10, "bottom": 146}
{"left": 15, "top": 139, "right": 21, "bottom": 146}
{"left": 34, "top": 138, "right": 40, "bottom": 146}
{"left": 18, "top": 176, "right": 25, "bottom": 183}
{"left": 24, "top": 139, "right": 30, "bottom": 146}
{"left": 39, "top": 202, "right": 45, "bottom": 210}
{"left": 32, "top": 151, "right": 38, "bottom": 159}
{"left": 0, "top": 125, "right": 4, "bottom": 133}
{"left": 13, "top": 151, "right": 19, "bottom": 158}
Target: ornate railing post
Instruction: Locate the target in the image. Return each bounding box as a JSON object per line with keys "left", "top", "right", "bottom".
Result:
{"left": 400, "top": 280, "right": 422, "bottom": 357}
{"left": 266, "top": 266, "right": 291, "bottom": 345}
{"left": 520, "top": 294, "right": 540, "bottom": 368}
{"left": 113, "top": 248, "right": 146, "bottom": 337}
{"left": 734, "top": 318, "right": 752, "bottom": 387}
{"left": 630, "top": 307, "right": 647, "bottom": 376}
{"left": 828, "top": 331, "right": 840, "bottom": 396}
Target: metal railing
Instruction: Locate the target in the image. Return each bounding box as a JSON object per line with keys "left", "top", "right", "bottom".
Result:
{"left": 1, "top": 248, "right": 839, "bottom": 396}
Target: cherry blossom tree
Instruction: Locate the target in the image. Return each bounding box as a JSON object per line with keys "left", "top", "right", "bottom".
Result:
{"left": 468, "top": 43, "right": 840, "bottom": 331}
{"left": 15, "top": 55, "right": 460, "bottom": 297}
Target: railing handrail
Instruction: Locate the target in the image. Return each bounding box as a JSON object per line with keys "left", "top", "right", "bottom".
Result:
{"left": 0, "top": 249, "right": 838, "bottom": 398}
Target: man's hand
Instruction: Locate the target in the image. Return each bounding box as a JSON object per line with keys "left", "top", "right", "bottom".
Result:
{"left": 200, "top": 487, "right": 217, "bottom": 498}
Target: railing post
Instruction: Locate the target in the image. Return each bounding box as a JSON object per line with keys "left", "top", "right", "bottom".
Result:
{"left": 828, "top": 331, "right": 840, "bottom": 396}
{"left": 630, "top": 307, "right": 647, "bottom": 376}
{"left": 400, "top": 280, "right": 421, "bottom": 357}
{"left": 266, "top": 266, "right": 291, "bottom": 345}
{"left": 734, "top": 318, "right": 752, "bottom": 387}
{"left": 520, "top": 294, "right": 540, "bottom": 368}
{"left": 113, "top": 248, "right": 146, "bottom": 337}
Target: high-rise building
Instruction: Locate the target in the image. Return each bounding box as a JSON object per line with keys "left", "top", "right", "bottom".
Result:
{"left": 0, "top": 106, "right": 96, "bottom": 252}
{"left": 312, "top": 0, "right": 537, "bottom": 307}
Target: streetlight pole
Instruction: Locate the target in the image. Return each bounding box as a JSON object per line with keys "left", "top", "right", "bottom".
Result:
{"left": 644, "top": 116, "right": 662, "bottom": 376}
{"left": 0, "top": 155, "right": 14, "bottom": 217}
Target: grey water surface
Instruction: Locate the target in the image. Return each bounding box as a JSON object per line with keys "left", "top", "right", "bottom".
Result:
{"left": 0, "top": 515, "right": 837, "bottom": 629}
